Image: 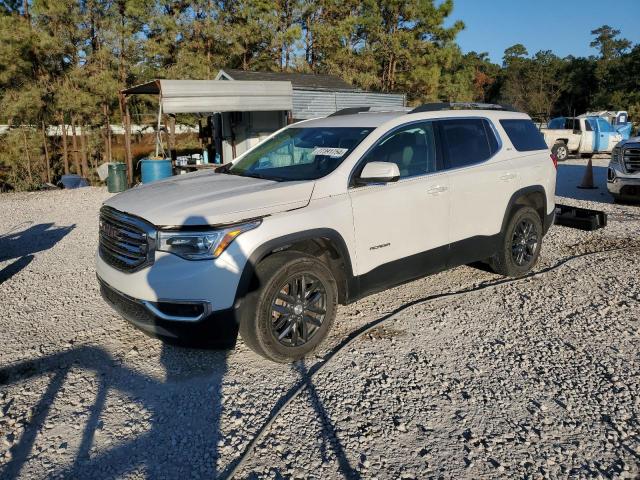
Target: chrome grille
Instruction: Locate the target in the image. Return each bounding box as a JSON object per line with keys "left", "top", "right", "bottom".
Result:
{"left": 623, "top": 147, "right": 640, "bottom": 173}
{"left": 99, "top": 207, "right": 155, "bottom": 272}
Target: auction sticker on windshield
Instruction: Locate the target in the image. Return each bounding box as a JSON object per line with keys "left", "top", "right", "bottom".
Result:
{"left": 312, "top": 147, "right": 349, "bottom": 157}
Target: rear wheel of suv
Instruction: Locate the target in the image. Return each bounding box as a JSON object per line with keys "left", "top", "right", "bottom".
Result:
{"left": 490, "top": 206, "right": 543, "bottom": 278}
{"left": 239, "top": 251, "right": 338, "bottom": 363}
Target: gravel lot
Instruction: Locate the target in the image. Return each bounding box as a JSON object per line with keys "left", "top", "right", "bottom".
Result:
{"left": 1, "top": 157, "right": 639, "bottom": 479}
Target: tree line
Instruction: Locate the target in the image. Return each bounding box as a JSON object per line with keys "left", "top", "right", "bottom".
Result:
{"left": 0, "top": 1, "right": 638, "bottom": 191}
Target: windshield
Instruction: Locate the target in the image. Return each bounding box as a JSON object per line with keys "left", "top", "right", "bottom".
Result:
{"left": 228, "top": 127, "right": 374, "bottom": 181}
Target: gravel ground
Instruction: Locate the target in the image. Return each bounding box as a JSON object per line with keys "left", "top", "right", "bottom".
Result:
{"left": 1, "top": 157, "right": 639, "bottom": 479}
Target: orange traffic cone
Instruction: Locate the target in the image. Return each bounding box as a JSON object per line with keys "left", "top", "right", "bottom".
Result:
{"left": 577, "top": 158, "right": 597, "bottom": 189}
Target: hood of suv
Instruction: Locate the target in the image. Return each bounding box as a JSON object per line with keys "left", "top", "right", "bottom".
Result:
{"left": 619, "top": 136, "right": 640, "bottom": 148}
{"left": 104, "top": 171, "right": 315, "bottom": 227}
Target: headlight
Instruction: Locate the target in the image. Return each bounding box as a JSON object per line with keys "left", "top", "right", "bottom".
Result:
{"left": 157, "top": 219, "right": 261, "bottom": 260}
{"left": 611, "top": 147, "right": 621, "bottom": 165}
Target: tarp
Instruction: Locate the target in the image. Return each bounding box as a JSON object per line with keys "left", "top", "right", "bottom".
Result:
{"left": 616, "top": 123, "right": 633, "bottom": 140}
{"left": 122, "top": 80, "right": 293, "bottom": 114}
{"left": 57, "top": 174, "right": 90, "bottom": 189}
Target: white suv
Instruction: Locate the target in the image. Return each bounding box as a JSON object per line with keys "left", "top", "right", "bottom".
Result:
{"left": 97, "top": 103, "right": 557, "bottom": 362}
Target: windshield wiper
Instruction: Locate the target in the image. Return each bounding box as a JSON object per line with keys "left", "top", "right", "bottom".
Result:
{"left": 227, "top": 170, "right": 283, "bottom": 181}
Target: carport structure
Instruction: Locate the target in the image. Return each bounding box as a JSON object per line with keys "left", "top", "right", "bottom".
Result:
{"left": 119, "top": 74, "right": 405, "bottom": 184}
{"left": 119, "top": 79, "right": 294, "bottom": 183}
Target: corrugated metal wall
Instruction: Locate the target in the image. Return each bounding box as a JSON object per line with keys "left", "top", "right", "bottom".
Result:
{"left": 293, "top": 90, "right": 406, "bottom": 120}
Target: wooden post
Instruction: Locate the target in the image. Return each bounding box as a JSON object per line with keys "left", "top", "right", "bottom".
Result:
{"left": 167, "top": 114, "right": 176, "bottom": 161}
{"left": 230, "top": 122, "right": 236, "bottom": 159}
{"left": 107, "top": 118, "right": 112, "bottom": 163}
{"left": 71, "top": 119, "right": 81, "bottom": 174}
{"left": 119, "top": 93, "right": 133, "bottom": 185}
{"left": 79, "top": 125, "right": 89, "bottom": 178}
{"left": 41, "top": 121, "right": 51, "bottom": 183}
{"left": 125, "top": 99, "right": 133, "bottom": 183}
{"left": 155, "top": 101, "right": 163, "bottom": 157}
{"left": 21, "top": 127, "right": 33, "bottom": 184}
{"left": 103, "top": 102, "right": 112, "bottom": 163}
{"left": 60, "top": 113, "right": 70, "bottom": 175}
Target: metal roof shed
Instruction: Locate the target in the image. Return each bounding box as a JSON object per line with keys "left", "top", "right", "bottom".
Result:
{"left": 216, "top": 69, "right": 406, "bottom": 120}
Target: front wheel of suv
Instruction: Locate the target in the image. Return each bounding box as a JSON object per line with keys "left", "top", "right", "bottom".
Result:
{"left": 489, "top": 206, "right": 543, "bottom": 278}
{"left": 238, "top": 251, "right": 338, "bottom": 363}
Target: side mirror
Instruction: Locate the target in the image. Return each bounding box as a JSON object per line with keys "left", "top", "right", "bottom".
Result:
{"left": 355, "top": 161, "right": 400, "bottom": 185}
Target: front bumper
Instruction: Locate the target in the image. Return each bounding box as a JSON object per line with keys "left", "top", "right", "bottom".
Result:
{"left": 607, "top": 165, "right": 640, "bottom": 199}
{"left": 95, "top": 244, "right": 245, "bottom": 311}
{"left": 99, "top": 277, "right": 239, "bottom": 348}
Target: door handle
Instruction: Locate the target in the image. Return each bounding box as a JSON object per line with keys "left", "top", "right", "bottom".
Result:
{"left": 499, "top": 173, "right": 516, "bottom": 181}
{"left": 426, "top": 185, "right": 448, "bottom": 195}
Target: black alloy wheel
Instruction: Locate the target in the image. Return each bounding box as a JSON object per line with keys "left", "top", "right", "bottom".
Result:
{"left": 238, "top": 251, "right": 338, "bottom": 362}
{"left": 488, "top": 206, "right": 543, "bottom": 278}
{"left": 511, "top": 218, "right": 538, "bottom": 266}
{"left": 270, "top": 273, "right": 327, "bottom": 347}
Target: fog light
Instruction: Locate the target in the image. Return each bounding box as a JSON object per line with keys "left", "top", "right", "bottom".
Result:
{"left": 141, "top": 300, "right": 210, "bottom": 322}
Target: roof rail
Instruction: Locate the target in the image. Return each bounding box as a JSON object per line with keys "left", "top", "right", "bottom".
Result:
{"left": 329, "top": 107, "right": 371, "bottom": 117}
{"left": 409, "top": 102, "right": 518, "bottom": 114}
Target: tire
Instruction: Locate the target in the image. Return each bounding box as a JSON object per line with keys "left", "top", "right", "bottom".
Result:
{"left": 489, "top": 206, "right": 543, "bottom": 278}
{"left": 238, "top": 251, "right": 338, "bottom": 363}
{"left": 552, "top": 142, "right": 569, "bottom": 161}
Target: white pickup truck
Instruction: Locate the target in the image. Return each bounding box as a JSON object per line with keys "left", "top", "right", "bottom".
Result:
{"left": 541, "top": 116, "right": 623, "bottom": 161}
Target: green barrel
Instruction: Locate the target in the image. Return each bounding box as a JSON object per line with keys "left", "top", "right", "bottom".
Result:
{"left": 107, "top": 163, "right": 127, "bottom": 193}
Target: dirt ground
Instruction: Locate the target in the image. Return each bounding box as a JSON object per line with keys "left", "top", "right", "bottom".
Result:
{"left": 1, "top": 156, "right": 639, "bottom": 479}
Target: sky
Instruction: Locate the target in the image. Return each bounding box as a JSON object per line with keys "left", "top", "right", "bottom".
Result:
{"left": 447, "top": 0, "right": 640, "bottom": 64}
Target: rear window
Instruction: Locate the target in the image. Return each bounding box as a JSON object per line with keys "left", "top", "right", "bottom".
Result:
{"left": 548, "top": 118, "right": 564, "bottom": 129}
{"left": 499, "top": 119, "right": 548, "bottom": 151}
{"left": 565, "top": 118, "right": 580, "bottom": 130}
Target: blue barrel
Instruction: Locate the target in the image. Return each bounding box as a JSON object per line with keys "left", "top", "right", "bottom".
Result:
{"left": 140, "top": 158, "right": 173, "bottom": 183}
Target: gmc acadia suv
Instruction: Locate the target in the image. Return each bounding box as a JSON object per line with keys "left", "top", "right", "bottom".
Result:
{"left": 97, "top": 103, "right": 557, "bottom": 362}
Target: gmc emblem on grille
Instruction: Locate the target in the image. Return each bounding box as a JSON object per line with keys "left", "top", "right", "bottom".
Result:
{"left": 101, "top": 221, "right": 120, "bottom": 240}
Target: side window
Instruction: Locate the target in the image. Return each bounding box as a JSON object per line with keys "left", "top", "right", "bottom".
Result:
{"left": 438, "top": 119, "right": 497, "bottom": 169}
{"left": 359, "top": 122, "right": 440, "bottom": 179}
{"left": 584, "top": 120, "right": 593, "bottom": 131}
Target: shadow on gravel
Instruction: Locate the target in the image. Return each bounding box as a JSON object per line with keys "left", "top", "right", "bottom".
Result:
{"left": 0, "top": 344, "right": 228, "bottom": 479}
{"left": 0, "top": 223, "right": 75, "bottom": 284}
{"left": 293, "top": 362, "right": 361, "bottom": 479}
{"left": 231, "top": 361, "right": 361, "bottom": 479}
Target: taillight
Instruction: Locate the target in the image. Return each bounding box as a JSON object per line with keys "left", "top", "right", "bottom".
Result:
{"left": 550, "top": 153, "right": 558, "bottom": 170}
